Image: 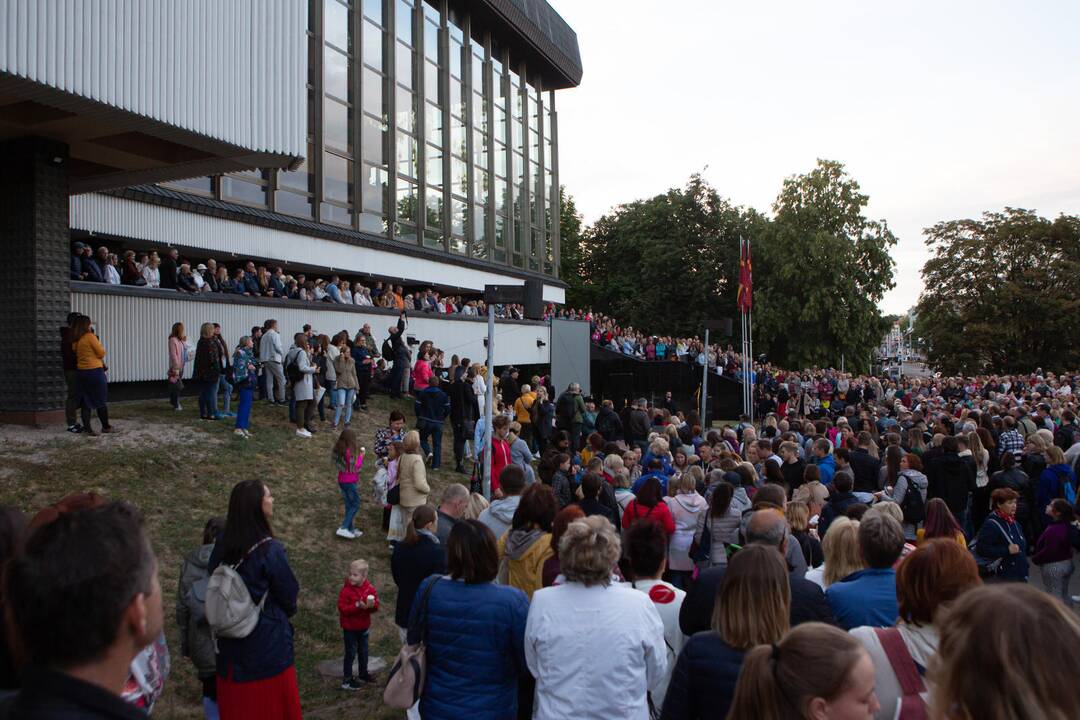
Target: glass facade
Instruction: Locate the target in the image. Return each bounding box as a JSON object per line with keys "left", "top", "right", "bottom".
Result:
{"left": 159, "top": 0, "right": 561, "bottom": 278}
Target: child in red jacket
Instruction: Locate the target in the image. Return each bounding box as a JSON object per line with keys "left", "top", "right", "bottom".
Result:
{"left": 338, "top": 559, "right": 379, "bottom": 689}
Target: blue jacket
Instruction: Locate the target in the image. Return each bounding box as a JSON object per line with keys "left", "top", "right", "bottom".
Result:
{"left": 814, "top": 454, "right": 836, "bottom": 485}
{"left": 632, "top": 470, "right": 670, "bottom": 495}
{"left": 410, "top": 576, "right": 529, "bottom": 720}
{"left": 826, "top": 568, "right": 898, "bottom": 630}
{"left": 660, "top": 631, "right": 745, "bottom": 720}
{"left": 70, "top": 254, "right": 83, "bottom": 280}
{"left": 818, "top": 491, "right": 859, "bottom": 538}
{"left": 976, "top": 514, "right": 1029, "bottom": 581}
{"left": 642, "top": 452, "right": 675, "bottom": 477}
{"left": 1037, "top": 464, "right": 1076, "bottom": 525}
{"left": 207, "top": 538, "right": 300, "bottom": 681}
{"left": 415, "top": 386, "right": 451, "bottom": 424}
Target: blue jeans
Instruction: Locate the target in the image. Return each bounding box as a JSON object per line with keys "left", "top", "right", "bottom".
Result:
{"left": 334, "top": 388, "right": 356, "bottom": 426}
{"left": 340, "top": 482, "right": 359, "bottom": 531}
{"left": 418, "top": 420, "right": 443, "bottom": 469}
{"left": 217, "top": 375, "right": 233, "bottom": 414}
{"left": 343, "top": 628, "right": 369, "bottom": 680}
{"left": 198, "top": 380, "right": 218, "bottom": 418}
{"left": 235, "top": 385, "right": 253, "bottom": 430}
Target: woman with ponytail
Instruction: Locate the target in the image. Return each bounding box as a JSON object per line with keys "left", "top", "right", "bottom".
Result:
{"left": 727, "top": 622, "right": 880, "bottom": 720}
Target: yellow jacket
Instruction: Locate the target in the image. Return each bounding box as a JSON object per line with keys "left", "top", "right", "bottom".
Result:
{"left": 514, "top": 392, "right": 536, "bottom": 424}
{"left": 397, "top": 453, "right": 430, "bottom": 508}
{"left": 497, "top": 529, "right": 553, "bottom": 601}
{"left": 74, "top": 333, "right": 106, "bottom": 370}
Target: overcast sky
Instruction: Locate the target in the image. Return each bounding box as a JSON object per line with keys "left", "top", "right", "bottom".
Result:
{"left": 548, "top": 0, "right": 1080, "bottom": 314}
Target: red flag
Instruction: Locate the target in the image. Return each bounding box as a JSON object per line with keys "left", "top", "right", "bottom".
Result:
{"left": 737, "top": 238, "right": 753, "bottom": 313}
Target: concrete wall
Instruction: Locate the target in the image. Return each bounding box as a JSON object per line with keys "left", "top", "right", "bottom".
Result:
{"left": 71, "top": 285, "right": 551, "bottom": 383}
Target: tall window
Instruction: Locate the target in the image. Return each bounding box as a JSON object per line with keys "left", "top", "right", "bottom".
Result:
{"left": 491, "top": 44, "right": 508, "bottom": 264}
{"left": 468, "top": 31, "right": 489, "bottom": 260}
{"left": 447, "top": 7, "right": 468, "bottom": 255}
{"left": 393, "top": 0, "right": 418, "bottom": 243}
{"left": 360, "top": 0, "right": 389, "bottom": 234}
{"left": 420, "top": 0, "right": 444, "bottom": 250}
{"left": 510, "top": 66, "right": 526, "bottom": 268}
{"left": 544, "top": 90, "right": 556, "bottom": 275}
{"left": 321, "top": 0, "right": 355, "bottom": 227}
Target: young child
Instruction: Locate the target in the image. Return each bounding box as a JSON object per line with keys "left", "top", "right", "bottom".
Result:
{"left": 337, "top": 559, "right": 379, "bottom": 689}
{"left": 333, "top": 428, "right": 365, "bottom": 540}
{"left": 385, "top": 441, "right": 404, "bottom": 541}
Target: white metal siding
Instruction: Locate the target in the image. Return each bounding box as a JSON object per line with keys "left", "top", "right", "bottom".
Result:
{"left": 0, "top": 0, "right": 306, "bottom": 156}
{"left": 71, "top": 290, "right": 551, "bottom": 383}
{"left": 71, "top": 192, "right": 566, "bottom": 298}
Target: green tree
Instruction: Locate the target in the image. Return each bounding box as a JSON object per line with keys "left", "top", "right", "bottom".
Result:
{"left": 558, "top": 187, "right": 587, "bottom": 305}
{"left": 571, "top": 175, "right": 762, "bottom": 337}
{"left": 753, "top": 159, "right": 896, "bottom": 371}
{"left": 915, "top": 208, "right": 1080, "bottom": 374}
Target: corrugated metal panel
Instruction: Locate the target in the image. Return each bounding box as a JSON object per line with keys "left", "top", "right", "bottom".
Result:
{"left": 71, "top": 192, "right": 566, "bottom": 296}
{"left": 0, "top": 0, "right": 306, "bottom": 157}
{"left": 71, "top": 290, "right": 551, "bottom": 384}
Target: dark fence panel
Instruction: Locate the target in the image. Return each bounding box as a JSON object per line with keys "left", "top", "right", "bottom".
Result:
{"left": 590, "top": 346, "right": 742, "bottom": 424}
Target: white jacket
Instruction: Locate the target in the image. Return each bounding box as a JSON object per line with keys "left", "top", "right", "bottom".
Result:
{"left": 259, "top": 329, "right": 283, "bottom": 363}
{"left": 526, "top": 582, "right": 667, "bottom": 720}
{"left": 629, "top": 579, "right": 686, "bottom": 710}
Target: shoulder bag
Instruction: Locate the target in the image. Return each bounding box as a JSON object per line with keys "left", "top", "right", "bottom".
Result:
{"left": 383, "top": 576, "right": 440, "bottom": 709}
{"left": 873, "top": 627, "right": 928, "bottom": 720}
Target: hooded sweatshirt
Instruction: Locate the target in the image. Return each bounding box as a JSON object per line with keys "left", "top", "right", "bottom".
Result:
{"left": 177, "top": 543, "right": 216, "bottom": 676}
{"left": 479, "top": 495, "right": 522, "bottom": 541}
{"left": 498, "top": 527, "right": 553, "bottom": 601}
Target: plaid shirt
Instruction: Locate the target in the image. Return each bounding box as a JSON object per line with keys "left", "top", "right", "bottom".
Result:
{"left": 998, "top": 429, "right": 1024, "bottom": 460}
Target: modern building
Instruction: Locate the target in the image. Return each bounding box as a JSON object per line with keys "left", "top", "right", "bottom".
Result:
{"left": 1, "top": 0, "right": 582, "bottom": 423}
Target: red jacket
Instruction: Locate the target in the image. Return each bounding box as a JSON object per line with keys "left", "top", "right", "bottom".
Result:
{"left": 621, "top": 499, "right": 675, "bottom": 536}
{"left": 338, "top": 579, "right": 379, "bottom": 631}
{"left": 489, "top": 438, "right": 512, "bottom": 494}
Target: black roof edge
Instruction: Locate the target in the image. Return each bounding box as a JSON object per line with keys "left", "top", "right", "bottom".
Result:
{"left": 474, "top": 0, "right": 582, "bottom": 89}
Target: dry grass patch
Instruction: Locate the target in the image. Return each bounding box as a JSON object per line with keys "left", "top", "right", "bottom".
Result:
{"left": 0, "top": 394, "right": 457, "bottom": 720}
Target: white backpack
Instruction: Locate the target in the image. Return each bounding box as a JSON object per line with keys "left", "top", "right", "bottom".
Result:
{"left": 205, "top": 538, "right": 271, "bottom": 639}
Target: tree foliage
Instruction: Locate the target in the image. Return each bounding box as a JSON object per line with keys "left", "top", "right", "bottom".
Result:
{"left": 558, "top": 187, "right": 587, "bottom": 306}
{"left": 568, "top": 176, "right": 763, "bottom": 337}
{"left": 915, "top": 209, "right": 1080, "bottom": 374}
{"left": 753, "top": 159, "right": 896, "bottom": 371}
{"left": 562, "top": 161, "right": 895, "bottom": 368}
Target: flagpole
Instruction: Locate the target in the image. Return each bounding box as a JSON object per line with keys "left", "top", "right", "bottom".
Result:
{"left": 748, "top": 306, "right": 754, "bottom": 425}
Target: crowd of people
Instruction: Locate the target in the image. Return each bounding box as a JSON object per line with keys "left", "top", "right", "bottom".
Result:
{"left": 70, "top": 241, "right": 529, "bottom": 319}
{"left": 37, "top": 290, "right": 1080, "bottom": 719}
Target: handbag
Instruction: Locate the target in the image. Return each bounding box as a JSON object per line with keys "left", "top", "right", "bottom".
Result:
{"left": 387, "top": 484, "right": 401, "bottom": 506}
{"left": 383, "top": 577, "right": 440, "bottom": 709}
{"left": 873, "top": 627, "right": 928, "bottom": 720}
{"left": 968, "top": 518, "right": 1014, "bottom": 577}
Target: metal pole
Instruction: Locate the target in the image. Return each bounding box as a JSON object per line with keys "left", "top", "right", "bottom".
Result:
{"left": 701, "top": 328, "right": 709, "bottom": 428}
{"left": 748, "top": 308, "right": 754, "bottom": 424}
{"left": 482, "top": 304, "right": 495, "bottom": 499}
{"left": 741, "top": 311, "right": 748, "bottom": 417}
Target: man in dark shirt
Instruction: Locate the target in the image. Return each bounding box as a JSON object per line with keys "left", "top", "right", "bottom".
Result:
{"left": 158, "top": 247, "right": 179, "bottom": 289}
{"left": 2, "top": 500, "right": 163, "bottom": 719}
{"left": 415, "top": 375, "right": 451, "bottom": 469}
{"left": 850, "top": 431, "right": 883, "bottom": 493}
{"left": 70, "top": 242, "right": 87, "bottom": 280}
{"left": 680, "top": 510, "right": 834, "bottom": 636}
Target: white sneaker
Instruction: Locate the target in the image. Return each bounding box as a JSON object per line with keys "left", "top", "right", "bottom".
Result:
{"left": 296, "top": 428, "right": 312, "bottom": 438}
{"left": 174, "top": 404, "right": 183, "bottom": 411}
{"left": 350, "top": 529, "right": 363, "bottom": 538}
{"left": 335, "top": 528, "right": 354, "bottom": 539}
{"left": 234, "top": 429, "right": 247, "bottom": 438}
{"left": 426, "top": 452, "right": 434, "bottom": 465}
{"left": 243, "top": 429, "right": 253, "bottom": 438}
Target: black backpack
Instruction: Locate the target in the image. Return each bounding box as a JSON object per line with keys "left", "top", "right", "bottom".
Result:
{"left": 898, "top": 473, "right": 926, "bottom": 525}
{"left": 381, "top": 338, "right": 394, "bottom": 362}
{"left": 285, "top": 353, "right": 303, "bottom": 384}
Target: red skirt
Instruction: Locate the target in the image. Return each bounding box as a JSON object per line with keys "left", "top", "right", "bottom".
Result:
{"left": 217, "top": 665, "right": 302, "bottom": 720}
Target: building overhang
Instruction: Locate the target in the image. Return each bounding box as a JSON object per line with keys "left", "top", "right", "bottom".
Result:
{"left": 473, "top": 0, "right": 582, "bottom": 89}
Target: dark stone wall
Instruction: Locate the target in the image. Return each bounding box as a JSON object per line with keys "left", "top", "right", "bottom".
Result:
{"left": 0, "top": 138, "right": 69, "bottom": 422}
